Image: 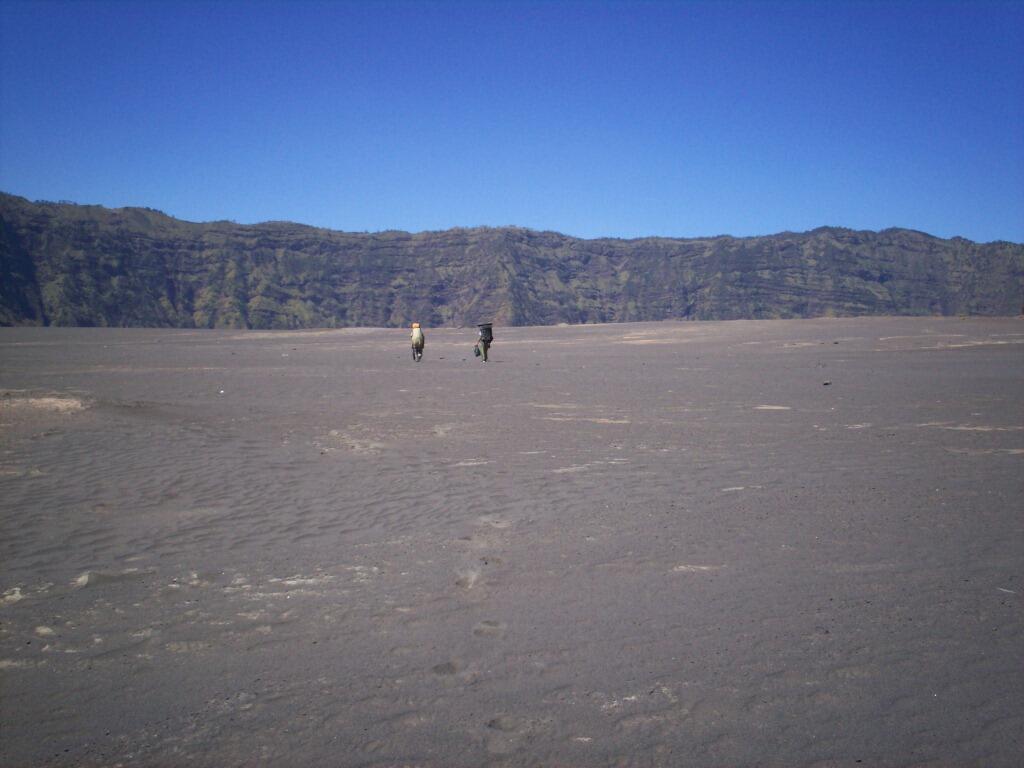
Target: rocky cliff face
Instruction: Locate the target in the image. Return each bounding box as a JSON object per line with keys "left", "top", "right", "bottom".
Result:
{"left": 2, "top": 193, "right": 1022, "bottom": 328}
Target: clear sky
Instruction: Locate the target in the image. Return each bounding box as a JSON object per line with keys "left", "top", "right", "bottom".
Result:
{"left": 1, "top": 0, "right": 1022, "bottom": 242}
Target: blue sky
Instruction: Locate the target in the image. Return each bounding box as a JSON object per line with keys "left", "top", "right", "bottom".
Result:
{"left": 1, "top": 0, "right": 1022, "bottom": 242}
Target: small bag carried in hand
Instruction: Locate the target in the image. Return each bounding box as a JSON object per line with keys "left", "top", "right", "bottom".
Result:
{"left": 474, "top": 345, "right": 481, "bottom": 357}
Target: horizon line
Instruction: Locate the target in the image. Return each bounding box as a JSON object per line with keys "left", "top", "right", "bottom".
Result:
{"left": 2, "top": 189, "right": 1021, "bottom": 247}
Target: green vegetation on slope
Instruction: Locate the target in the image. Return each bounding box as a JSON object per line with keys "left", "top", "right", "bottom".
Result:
{"left": 2, "top": 193, "right": 1022, "bottom": 328}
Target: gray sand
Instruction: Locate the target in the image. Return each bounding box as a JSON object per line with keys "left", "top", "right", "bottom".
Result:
{"left": 1, "top": 317, "right": 1022, "bottom": 767}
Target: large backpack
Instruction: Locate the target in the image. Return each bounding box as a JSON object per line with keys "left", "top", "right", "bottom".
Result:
{"left": 478, "top": 323, "right": 493, "bottom": 343}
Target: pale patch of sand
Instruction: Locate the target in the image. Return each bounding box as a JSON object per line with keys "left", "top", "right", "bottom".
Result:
{"left": 945, "top": 448, "right": 1024, "bottom": 456}
{"left": 619, "top": 338, "right": 683, "bottom": 345}
{"left": 917, "top": 422, "right": 1023, "bottom": 432}
{"left": 878, "top": 334, "right": 968, "bottom": 340}
{"left": 672, "top": 564, "right": 723, "bottom": 573}
{"left": 1, "top": 396, "right": 86, "bottom": 412}
{"left": 539, "top": 416, "right": 630, "bottom": 424}
{"left": 0, "top": 659, "right": 36, "bottom": 669}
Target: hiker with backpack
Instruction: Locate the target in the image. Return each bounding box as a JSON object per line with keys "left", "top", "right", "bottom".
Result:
{"left": 476, "top": 323, "right": 493, "bottom": 362}
{"left": 410, "top": 322, "right": 425, "bottom": 362}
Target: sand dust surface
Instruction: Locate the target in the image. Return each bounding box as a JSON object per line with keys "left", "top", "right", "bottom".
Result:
{"left": 1, "top": 317, "right": 1022, "bottom": 766}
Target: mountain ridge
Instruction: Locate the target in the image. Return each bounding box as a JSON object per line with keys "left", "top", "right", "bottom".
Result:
{"left": 2, "top": 192, "right": 1022, "bottom": 328}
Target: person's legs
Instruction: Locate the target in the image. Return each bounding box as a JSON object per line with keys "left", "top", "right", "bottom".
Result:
{"left": 482, "top": 341, "right": 489, "bottom": 362}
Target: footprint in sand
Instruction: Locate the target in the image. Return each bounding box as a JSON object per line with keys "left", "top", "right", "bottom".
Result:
{"left": 431, "top": 660, "right": 461, "bottom": 676}
{"left": 456, "top": 554, "right": 505, "bottom": 590}
{"left": 455, "top": 567, "right": 481, "bottom": 590}
{"left": 473, "top": 620, "right": 507, "bottom": 638}
{"left": 430, "top": 659, "right": 478, "bottom": 684}
{"left": 484, "top": 715, "right": 552, "bottom": 755}
{"left": 73, "top": 568, "right": 151, "bottom": 588}
{"left": 487, "top": 715, "right": 524, "bottom": 732}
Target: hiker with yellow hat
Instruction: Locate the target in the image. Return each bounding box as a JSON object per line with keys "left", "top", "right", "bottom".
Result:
{"left": 410, "top": 322, "right": 425, "bottom": 362}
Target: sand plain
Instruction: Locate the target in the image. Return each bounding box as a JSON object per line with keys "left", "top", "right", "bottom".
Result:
{"left": 1, "top": 317, "right": 1022, "bottom": 767}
